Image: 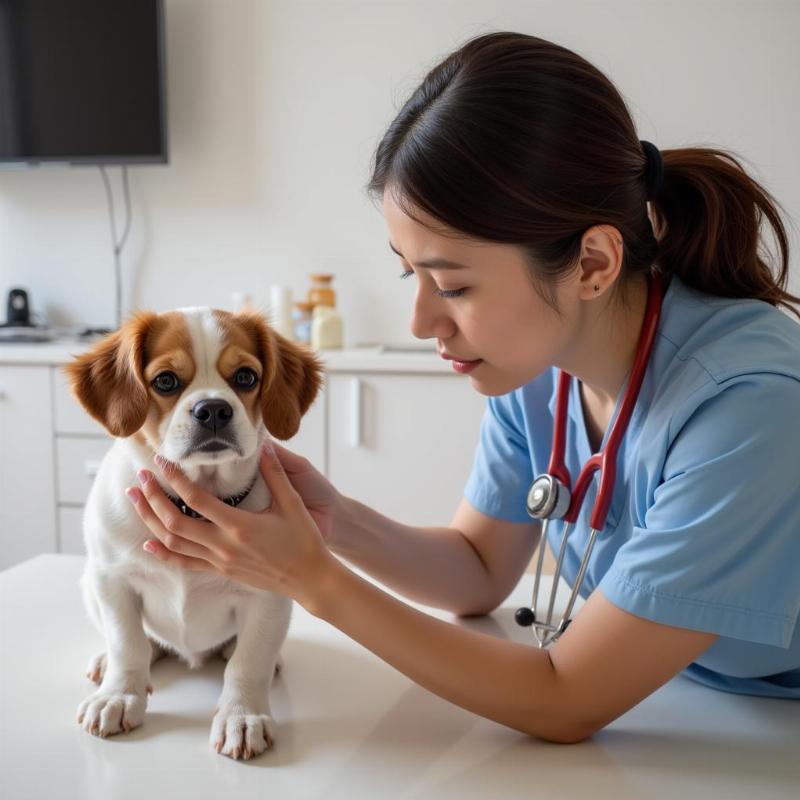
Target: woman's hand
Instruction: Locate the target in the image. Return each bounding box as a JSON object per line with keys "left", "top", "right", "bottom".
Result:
{"left": 264, "top": 440, "right": 341, "bottom": 545}
{"left": 124, "top": 442, "right": 341, "bottom": 613}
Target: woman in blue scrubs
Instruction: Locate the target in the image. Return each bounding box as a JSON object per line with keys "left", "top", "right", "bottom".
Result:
{"left": 129, "top": 31, "right": 800, "bottom": 742}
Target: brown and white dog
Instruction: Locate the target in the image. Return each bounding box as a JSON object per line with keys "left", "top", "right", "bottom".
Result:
{"left": 62, "top": 306, "right": 323, "bottom": 759}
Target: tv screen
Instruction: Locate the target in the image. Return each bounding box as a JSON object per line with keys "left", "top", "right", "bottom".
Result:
{"left": 0, "top": 0, "right": 167, "bottom": 164}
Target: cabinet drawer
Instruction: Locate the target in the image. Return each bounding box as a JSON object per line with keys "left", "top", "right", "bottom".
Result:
{"left": 58, "top": 506, "right": 87, "bottom": 555}
{"left": 52, "top": 366, "right": 107, "bottom": 435}
{"left": 56, "top": 436, "right": 114, "bottom": 504}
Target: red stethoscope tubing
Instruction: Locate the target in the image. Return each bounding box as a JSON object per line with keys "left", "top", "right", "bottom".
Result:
{"left": 547, "top": 271, "right": 664, "bottom": 531}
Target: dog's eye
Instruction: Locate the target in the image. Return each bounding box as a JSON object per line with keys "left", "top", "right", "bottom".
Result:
{"left": 152, "top": 371, "right": 181, "bottom": 394}
{"left": 234, "top": 368, "right": 258, "bottom": 390}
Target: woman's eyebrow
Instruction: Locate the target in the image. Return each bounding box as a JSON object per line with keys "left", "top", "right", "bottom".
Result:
{"left": 388, "top": 241, "right": 469, "bottom": 270}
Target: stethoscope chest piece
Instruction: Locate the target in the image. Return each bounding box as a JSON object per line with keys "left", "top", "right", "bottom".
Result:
{"left": 526, "top": 474, "right": 571, "bottom": 520}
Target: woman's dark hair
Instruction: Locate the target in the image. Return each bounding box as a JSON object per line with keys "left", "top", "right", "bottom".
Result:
{"left": 366, "top": 31, "right": 800, "bottom": 321}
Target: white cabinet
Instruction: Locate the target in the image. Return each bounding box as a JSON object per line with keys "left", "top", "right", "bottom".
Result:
{"left": 53, "top": 366, "right": 107, "bottom": 436}
{"left": 59, "top": 506, "right": 87, "bottom": 555}
{"left": 327, "top": 373, "right": 486, "bottom": 526}
{"left": 0, "top": 365, "right": 57, "bottom": 567}
{"left": 282, "top": 385, "right": 325, "bottom": 470}
{"left": 55, "top": 436, "right": 115, "bottom": 505}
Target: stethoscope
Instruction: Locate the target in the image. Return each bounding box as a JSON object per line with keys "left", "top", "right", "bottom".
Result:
{"left": 515, "top": 270, "right": 665, "bottom": 648}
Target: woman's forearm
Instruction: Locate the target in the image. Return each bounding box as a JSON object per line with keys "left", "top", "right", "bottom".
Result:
{"left": 307, "top": 557, "right": 583, "bottom": 744}
{"left": 329, "top": 494, "right": 495, "bottom": 616}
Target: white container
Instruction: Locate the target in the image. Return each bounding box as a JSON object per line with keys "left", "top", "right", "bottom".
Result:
{"left": 268, "top": 285, "right": 295, "bottom": 339}
{"left": 310, "top": 304, "right": 343, "bottom": 349}
{"left": 231, "top": 292, "right": 253, "bottom": 313}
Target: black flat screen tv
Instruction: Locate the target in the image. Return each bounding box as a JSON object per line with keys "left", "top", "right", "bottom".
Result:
{"left": 0, "top": 0, "right": 167, "bottom": 165}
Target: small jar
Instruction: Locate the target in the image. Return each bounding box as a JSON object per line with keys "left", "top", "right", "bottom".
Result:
{"left": 308, "top": 273, "right": 336, "bottom": 309}
{"left": 291, "top": 301, "right": 314, "bottom": 344}
{"left": 310, "top": 304, "right": 343, "bottom": 349}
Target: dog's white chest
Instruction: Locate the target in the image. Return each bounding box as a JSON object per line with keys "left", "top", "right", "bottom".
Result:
{"left": 129, "top": 569, "right": 240, "bottom": 658}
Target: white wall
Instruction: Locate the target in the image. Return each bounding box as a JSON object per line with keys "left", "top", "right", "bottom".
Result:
{"left": 1, "top": 0, "right": 798, "bottom": 343}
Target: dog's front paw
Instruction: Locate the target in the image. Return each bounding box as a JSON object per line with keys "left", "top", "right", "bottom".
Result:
{"left": 77, "top": 687, "right": 147, "bottom": 737}
{"left": 85, "top": 654, "right": 154, "bottom": 694}
{"left": 210, "top": 703, "right": 275, "bottom": 760}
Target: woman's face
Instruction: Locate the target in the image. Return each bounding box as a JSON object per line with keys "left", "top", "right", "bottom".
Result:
{"left": 383, "top": 189, "right": 582, "bottom": 396}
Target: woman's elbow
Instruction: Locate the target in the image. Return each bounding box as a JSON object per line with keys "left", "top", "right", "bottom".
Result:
{"left": 454, "top": 603, "right": 499, "bottom": 618}
{"left": 526, "top": 720, "right": 599, "bottom": 745}
{"left": 452, "top": 591, "right": 508, "bottom": 617}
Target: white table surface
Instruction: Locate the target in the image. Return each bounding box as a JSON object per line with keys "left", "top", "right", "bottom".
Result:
{"left": 1, "top": 554, "right": 797, "bottom": 800}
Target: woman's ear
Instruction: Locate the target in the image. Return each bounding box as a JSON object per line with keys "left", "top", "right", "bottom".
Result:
{"left": 61, "top": 311, "right": 160, "bottom": 437}
{"left": 259, "top": 328, "right": 324, "bottom": 441}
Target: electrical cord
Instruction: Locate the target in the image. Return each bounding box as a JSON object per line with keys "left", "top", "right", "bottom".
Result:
{"left": 98, "top": 164, "right": 132, "bottom": 331}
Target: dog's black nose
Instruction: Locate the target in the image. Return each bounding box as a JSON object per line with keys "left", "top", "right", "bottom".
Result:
{"left": 191, "top": 398, "right": 233, "bottom": 431}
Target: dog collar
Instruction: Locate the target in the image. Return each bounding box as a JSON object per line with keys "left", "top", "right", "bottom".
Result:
{"left": 164, "top": 476, "right": 258, "bottom": 522}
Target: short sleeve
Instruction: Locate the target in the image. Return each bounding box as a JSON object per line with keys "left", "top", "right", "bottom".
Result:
{"left": 599, "top": 375, "right": 800, "bottom": 648}
{"left": 463, "top": 392, "right": 534, "bottom": 524}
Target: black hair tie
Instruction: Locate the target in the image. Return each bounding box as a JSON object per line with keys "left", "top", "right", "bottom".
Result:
{"left": 640, "top": 140, "right": 664, "bottom": 200}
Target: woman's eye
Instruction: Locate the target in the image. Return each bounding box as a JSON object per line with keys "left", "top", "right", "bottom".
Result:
{"left": 152, "top": 371, "right": 180, "bottom": 394}
{"left": 398, "top": 271, "right": 467, "bottom": 298}
{"left": 234, "top": 368, "right": 258, "bottom": 390}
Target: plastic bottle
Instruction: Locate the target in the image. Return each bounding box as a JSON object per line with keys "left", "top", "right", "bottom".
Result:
{"left": 310, "top": 304, "right": 343, "bottom": 349}
{"left": 269, "top": 285, "right": 294, "bottom": 339}
{"left": 292, "top": 301, "right": 314, "bottom": 344}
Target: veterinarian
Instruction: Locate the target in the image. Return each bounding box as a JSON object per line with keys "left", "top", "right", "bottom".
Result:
{"left": 126, "top": 32, "right": 800, "bottom": 743}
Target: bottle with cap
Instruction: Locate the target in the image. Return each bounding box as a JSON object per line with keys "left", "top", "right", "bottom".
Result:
{"left": 292, "top": 300, "right": 314, "bottom": 345}
{"left": 310, "top": 304, "right": 343, "bottom": 349}
{"left": 308, "top": 274, "right": 336, "bottom": 309}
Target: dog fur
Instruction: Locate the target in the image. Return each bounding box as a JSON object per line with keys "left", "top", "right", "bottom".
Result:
{"left": 63, "top": 306, "right": 323, "bottom": 759}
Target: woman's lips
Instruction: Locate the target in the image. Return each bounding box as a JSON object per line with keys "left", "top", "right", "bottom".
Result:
{"left": 452, "top": 359, "right": 482, "bottom": 374}
{"left": 441, "top": 353, "right": 483, "bottom": 374}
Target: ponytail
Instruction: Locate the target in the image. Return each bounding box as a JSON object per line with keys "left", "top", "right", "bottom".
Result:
{"left": 651, "top": 147, "right": 799, "bottom": 320}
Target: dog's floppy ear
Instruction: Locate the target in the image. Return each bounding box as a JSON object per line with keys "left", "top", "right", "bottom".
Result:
{"left": 61, "top": 311, "right": 160, "bottom": 437}
{"left": 239, "top": 310, "right": 324, "bottom": 440}
{"left": 262, "top": 331, "right": 325, "bottom": 440}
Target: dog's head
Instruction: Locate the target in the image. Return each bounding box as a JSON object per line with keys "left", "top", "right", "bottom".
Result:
{"left": 62, "top": 307, "right": 323, "bottom": 466}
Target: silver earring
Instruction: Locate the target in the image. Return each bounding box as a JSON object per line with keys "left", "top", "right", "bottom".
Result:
{"left": 593, "top": 284, "right": 600, "bottom": 293}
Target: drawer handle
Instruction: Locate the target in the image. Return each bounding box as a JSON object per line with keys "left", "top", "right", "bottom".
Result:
{"left": 349, "top": 377, "right": 362, "bottom": 448}
{"left": 83, "top": 459, "right": 102, "bottom": 477}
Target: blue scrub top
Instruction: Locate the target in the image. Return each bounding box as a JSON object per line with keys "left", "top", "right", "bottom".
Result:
{"left": 463, "top": 272, "right": 800, "bottom": 698}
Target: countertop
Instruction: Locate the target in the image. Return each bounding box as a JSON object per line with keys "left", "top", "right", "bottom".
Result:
{"left": 1, "top": 554, "right": 797, "bottom": 799}
{"left": 0, "top": 336, "right": 452, "bottom": 372}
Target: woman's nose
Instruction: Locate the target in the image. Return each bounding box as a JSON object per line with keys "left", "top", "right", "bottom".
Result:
{"left": 410, "top": 288, "right": 456, "bottom": 340}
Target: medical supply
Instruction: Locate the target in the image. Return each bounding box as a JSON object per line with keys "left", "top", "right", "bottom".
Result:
{"left": 292, "top": 301, "right": 314, "bottom": 344}
{"left": 516, "top": 270, "right": 665, "bottom": 648}
{"left": 310, "top": 304, "right": 343, "bottom": 349}
{"left": 269, "top": 285, "right": 294, "bottom": 339}
{"left": 231, "top": 291, "right": 254, "bottom": 313}
{"left": 308, "top": 273, "right": 337, "bottom": 309}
